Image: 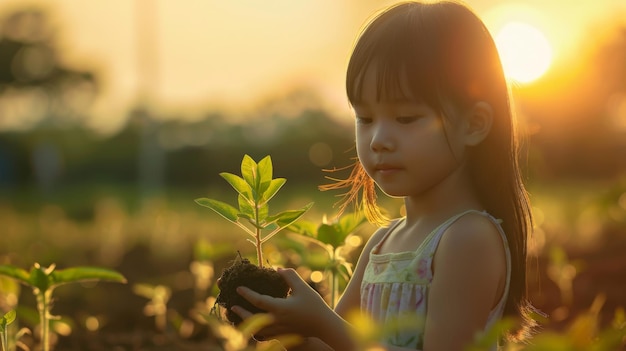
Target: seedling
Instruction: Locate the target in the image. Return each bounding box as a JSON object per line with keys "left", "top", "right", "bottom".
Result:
{"left": 0, "top": 310, "right": 15, "bottom": 351}
{"left": 0, "top": 263, "right": 126, "bottom": 351}
{"left": 195, "top": 155, "right": 312, "bottom": 324}
{"left": 195, "top": 154, "right": 312, "bottom": 268}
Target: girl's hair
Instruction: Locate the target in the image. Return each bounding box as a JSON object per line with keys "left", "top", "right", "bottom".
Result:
{"left": 321, "top": 0, "right": 536, "bottom": 341}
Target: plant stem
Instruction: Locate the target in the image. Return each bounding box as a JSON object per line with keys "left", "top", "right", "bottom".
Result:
{"left": 330, "top": 250, "right": 337, "bottom": 309}
{"left": 256, "top": 228, "right": 263, "bottom": 268}
{"left": 255, "top": 205, "right": 263, "bottom": 268}
{"left": 36, "top": 290, "right": 51, "bottom": 351}
{"left": 1, "top": 330, "right": 7, "bottom": 351}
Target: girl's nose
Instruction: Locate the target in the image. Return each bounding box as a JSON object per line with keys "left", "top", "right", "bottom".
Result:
{"left": 370, "top": 124, "right": 394, "bottom": 152}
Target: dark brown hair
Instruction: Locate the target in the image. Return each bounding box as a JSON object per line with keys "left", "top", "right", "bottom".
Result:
{"left": 322, "top": 0, "right": 536, "bottom": 341}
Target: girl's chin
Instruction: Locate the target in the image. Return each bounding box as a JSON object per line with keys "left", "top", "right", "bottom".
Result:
{"left": 375, "top": 186, "right": 407, "bottom": 198}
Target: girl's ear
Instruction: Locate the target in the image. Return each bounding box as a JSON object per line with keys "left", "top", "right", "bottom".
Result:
{"left": 463, "top": 101, "right": 493, "bottom": 146}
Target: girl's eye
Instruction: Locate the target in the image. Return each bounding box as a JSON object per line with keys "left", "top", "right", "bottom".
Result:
{"left": 397, "top": 116, "right": 422, "bottom": 124}
{"left": 356, "top": 116, "right": 372, "bottom": 124}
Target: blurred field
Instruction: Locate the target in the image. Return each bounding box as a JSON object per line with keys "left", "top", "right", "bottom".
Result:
{"left": 1, "top": 178, "right": 626, "bottom": 347}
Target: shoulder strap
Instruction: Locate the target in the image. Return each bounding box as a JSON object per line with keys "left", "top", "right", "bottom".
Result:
{"left": 421, "top": 209, "right": 488, "bottom": 254}
{"left": 371, "top": 218, "right": 405, "bottom": 254}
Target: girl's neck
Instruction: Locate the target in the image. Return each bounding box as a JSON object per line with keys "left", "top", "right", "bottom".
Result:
{"left": 403, "top": 164, "right": 483, "bottom": 227}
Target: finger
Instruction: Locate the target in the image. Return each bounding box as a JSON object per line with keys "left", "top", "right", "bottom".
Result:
{"left": 277, "top": 268, "right": 310, "bottom": 293}
{"left": 237, "top": 286, "right": 273, "bottom": 310}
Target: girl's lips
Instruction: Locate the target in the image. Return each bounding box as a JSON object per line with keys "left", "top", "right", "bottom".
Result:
{"left": 375, "top": 165, "right": 402, "bottom": 174}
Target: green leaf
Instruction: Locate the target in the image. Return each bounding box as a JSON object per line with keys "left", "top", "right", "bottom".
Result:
{"left": 220, "top": 172, "right": 253, "bottom": 200}
{"left": 317, "top": 213, "right": 366, "bottom": 249}
{"left": 0, "top": 309, "right": 16, "bottom": 332}
{"left": 286, "top": 220, "right": 318, "bottom": 237}
{"left": 266, "top": 203, "right": 313, "bottom": 228}
{"left": 195, "top": 198, "right": 240, "bottom": 222}
{"left": 257, "top": 155, "right": 273, "bottom": 193}
{"left": 241, "top": 154, "right": 258, "bottom": 191}
{"left": 317, "top": 224, "right": 342, "bottom": 248}
{"left": 257, "top": 202, "right": 269, "bottom": 224}
{"left": 4, "top": 310, "right": 16, "bottom": 325}
{"left": 0, "top": 265, "right": 30, "bottom": 286}
{"left": 337, "top": 212, "right": 367, "bottom": 235}
{"left": 52, "top": 267, "right": 126, "bottom": 287}
{"left": 238, "top": 193, "right": 256, "bottom": 220}
{"left": 261, "top": 178, "right": 286, "bottom": 204}
{"left": 261, "top": 203, "right": 313, "bottom": 244}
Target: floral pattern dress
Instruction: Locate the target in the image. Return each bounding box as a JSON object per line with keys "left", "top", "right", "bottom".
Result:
{"left": 361, "top": 210, "right": 511, "bottom": 350}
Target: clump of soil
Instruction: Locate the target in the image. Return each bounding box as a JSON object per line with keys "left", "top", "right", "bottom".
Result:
{"left": 216, "top": 256, "right": 290, "bottom": 325}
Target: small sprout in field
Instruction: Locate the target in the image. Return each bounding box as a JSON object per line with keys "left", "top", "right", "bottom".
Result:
{"left": 0, "top": 263, "right": 126, "bottom": 351}
{"left": 1, "top": 310, "right": 16, "bottom": 351}
{"left": 133, "top": 284, "right": 171, "bottom": 332}
{"left": 287, "top": 212, "right": 366, "bottom": 307}
{"left": 191, "top": 239, "right": 232, "bottom": 301}
{"left": 0, "top": 310, "right": 16, "bottom": 332}
{"left": 190, "top": 261, "right": 214, "bottom": 295}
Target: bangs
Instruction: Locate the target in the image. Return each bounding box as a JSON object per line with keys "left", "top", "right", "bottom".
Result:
{"left": 346, "top": 3, "right": 443, "bottom": 109}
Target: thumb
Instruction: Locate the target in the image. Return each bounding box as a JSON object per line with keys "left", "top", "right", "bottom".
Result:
{"left": 277, "top": 267, "right": 309, "bottom": 292}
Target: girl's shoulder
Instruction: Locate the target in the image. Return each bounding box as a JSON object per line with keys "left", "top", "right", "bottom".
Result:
{"left": 362, "top": 218, "right": 404, "bottom": 252}
{"left": 439, "top": 211, "right": 505, "bottom": 252}
{"left": 433, "top": 211, "right": 507, "bottom": 277}
{"left": 449, "top": 211, "right": 502, "bottom": 234}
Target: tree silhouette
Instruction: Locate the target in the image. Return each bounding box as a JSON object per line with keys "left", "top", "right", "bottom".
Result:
{"left": 0, "top": 7, "right": 98, "bottom": 127}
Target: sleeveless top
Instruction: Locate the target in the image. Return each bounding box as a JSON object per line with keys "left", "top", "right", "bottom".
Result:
{"left": 360, "top": 210, "right": 511, "bottom": 350}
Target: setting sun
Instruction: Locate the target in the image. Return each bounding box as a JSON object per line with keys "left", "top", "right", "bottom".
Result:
{"left": 495, "top": 21, "right": 553, "bottom": 84}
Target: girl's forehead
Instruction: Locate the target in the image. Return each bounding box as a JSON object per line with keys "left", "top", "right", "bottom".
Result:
{"left": 351, "top": 63, "right": 418, "bottom": 104}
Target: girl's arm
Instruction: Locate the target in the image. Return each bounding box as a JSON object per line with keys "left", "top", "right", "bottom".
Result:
{"left": 422, "top": 214, "right": 507, "bottom": 351}
{"left": 234, "top": 268, "right": 359, "bottom": 351}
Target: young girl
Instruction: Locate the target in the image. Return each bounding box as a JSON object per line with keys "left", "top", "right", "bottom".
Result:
{"left": 232, "top": 1, "right": 535, "bottom": 350}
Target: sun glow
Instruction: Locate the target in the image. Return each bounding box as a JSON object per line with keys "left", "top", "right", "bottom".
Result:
{"left": 495, "top": 21, "right": 553, "bottom": 84}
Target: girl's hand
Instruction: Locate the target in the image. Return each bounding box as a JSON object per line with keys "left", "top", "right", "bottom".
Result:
{"left": 231, "top": 268, "right": 358, "bottom": 350}
{"left": 231, "top": 268, "right": 330, "bottom": 337}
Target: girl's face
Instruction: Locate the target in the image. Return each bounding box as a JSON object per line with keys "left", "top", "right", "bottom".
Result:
{"left": 353, "top": 66, "right": 466, "bottom": 198}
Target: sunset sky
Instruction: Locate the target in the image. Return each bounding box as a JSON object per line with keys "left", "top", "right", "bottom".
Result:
{"left": 1, "top": 0, "right": 625, "bottom": 134}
